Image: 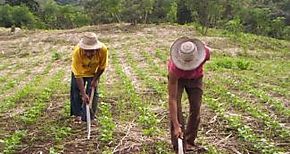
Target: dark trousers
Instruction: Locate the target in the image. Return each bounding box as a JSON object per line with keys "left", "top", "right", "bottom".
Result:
{"left": 170, "top": 77, "right": 203, "bottom": 151}
{"left": 70, "top": 72, "right": 99, "bottom": 121}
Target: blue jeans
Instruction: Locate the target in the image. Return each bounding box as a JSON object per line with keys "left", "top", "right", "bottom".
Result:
{"left": 70, "top": 72, "right": 99, "bottom": 121}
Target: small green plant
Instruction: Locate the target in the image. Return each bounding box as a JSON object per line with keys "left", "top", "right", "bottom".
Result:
{"left": 154, "top": 141, "right": 171, "bottom": 154}
{"left": 1, "top": 80, "right": 17, "bottom": 91}
{"left": 61, "top": 100, "right": 71, "bottom": 115}
{"left": 206, "top": 63, "right": 219, "bottom": 71}
{"left": 52, "top": 50, "right": 61, "bottom": 61}
{"left": 98, "top": 102, "right": 115, "bottom": 142}
{"left": 216, "top": 58, "right": 234, "bottom": 69}
{"left": 49, "top": 147, "right": 58, "bottom": 154}
{"left": 155, "top": 49, "right": 167, "bottom": 61}
{"left": 51, "top": 126, "right": 72, "bottom": 142}
{"left": 138, "top": 108, "right": 160, "bottom": 136}
{"left": 101, "top": 146, "right": 113, "bottom": 154}
{"left": 236, "top": 59, "right": 251, "bottom": 70}
{"left": 0, "top": 76, "right": 6, "bottom": 82}
{"left": 4, "top": 130, "right": 27, "bottom": 153}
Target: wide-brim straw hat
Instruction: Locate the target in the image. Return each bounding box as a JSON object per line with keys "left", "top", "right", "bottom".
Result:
{"left": 79, "top": 32, "right": 102, "bottom": 50}
{"left": 170, "top": 36, "right": 206, "bottom": 71}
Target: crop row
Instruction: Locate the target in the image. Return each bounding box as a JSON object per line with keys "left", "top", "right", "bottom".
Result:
{"left": 140, "top": 47, "right": 288, "bottom": 153}
{"left": 3, "top": 70, "right": 65, "bottom": 153}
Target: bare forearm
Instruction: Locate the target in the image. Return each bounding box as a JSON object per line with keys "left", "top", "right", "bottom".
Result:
{"left": 169, "top": 99, "right": 179, "bottom": 128}
{"left": 168, "top": 72, "right": 180, "bottom": 128}
{"left": 93, "top": 69, "right": 104, "bottom": 81}
{"left": 76, "top": 78, "right": 86, "bottom": 95}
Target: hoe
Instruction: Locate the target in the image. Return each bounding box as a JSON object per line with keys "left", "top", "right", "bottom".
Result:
{"left": 86, "top": 88, "right": 95, "bottom": 139}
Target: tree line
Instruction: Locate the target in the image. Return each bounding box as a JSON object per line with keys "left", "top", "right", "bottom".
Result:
{"left": 0, "top": 0, "right": 290, "bottom": 40}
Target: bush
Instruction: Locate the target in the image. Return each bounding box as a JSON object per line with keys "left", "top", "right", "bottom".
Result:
{"left": 216, "top": 58, "right": 234, "bottom": 69}
{"left": 268, "top": 17, "right": 286, "bottom": 39}
{"left": 40, "top": 1, "right": 91, "bottom": 29}
{"left": 0, "top": 5, "right": 13, "bottom": 27}
{"left": 0, "top": 4, "right": 41, "bottom": 29}
{"left": 212, "top": 57, "right": 251, "bottom": 70}
{"left": 225, "top": 18, "right": 243, "bottom": 35}
{"left": 282, "top": 26, "right": 290, "bottom": 40}
{"left": 11, "top": 5, "right": 38, "bottom": 28}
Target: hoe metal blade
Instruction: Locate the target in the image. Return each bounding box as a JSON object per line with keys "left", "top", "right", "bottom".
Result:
{"left": 178, "top": 138, "right": 184, "bottom": 154}
{"left": 86, "top": 104, "right": 91, "bottom": 139}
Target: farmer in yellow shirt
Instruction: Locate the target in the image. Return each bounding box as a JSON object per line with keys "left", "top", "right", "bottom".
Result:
{"left": 70, "top": 32, "right": 108, "bottom": 123}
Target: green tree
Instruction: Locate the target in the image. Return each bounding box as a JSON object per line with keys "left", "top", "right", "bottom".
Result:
{"left": 121, "top": 0, "right": 155, "bottom": 24}
{"left": 225, "top": 17, "right": 243, "bottom": 35}
{"left": 120, "top": 0, "right": 140, "bottom": 24}
{"left": 0, "top": 4, "right": 40, "bottom": 28}
{"left": 84, "top": 0, "right": 121, "bottom": 24}
{"left": 141, "top": 0, "right": 155, "bottom": 23}
{"left": 176, "top": 0, "right": 191, "bottom": 24}
{"left": 72, "top": 12, "right": 91, "bottom": 28}
{"left": 221, "top": 0, "right": 252, "bottom": 20}
{"left": 39, "top": 1, "right": 58, "bottom": 28}
{"left": 150, "top": 0, "right": 176, "bottom": 23}
{"left": 269, "top": 17, "right": 286, "bottom": 38}
{"left": 283, "top": 26, "right": 290, "bottom": 40}
{"left": 11, "top": 5, "right": 37, "bottom": 28}
{"left": 242, "top": 7, "right": 271, "bottom": 35}
{"left": 186, "top": 0, "right": 224, "bottom": 34}
{"left": 0, "top": 4, "right": 13, "bottom": 27}
{"left": 39, "top": 0, "right": 90, "bottom": 29}
{"left": 279, "top": 0, "right": 290, "bottom": 25}
{"left": 166, "top": 1, "right": 177, "bottom": 23}
{"left": 5, "top": 0, "right": 39, "bottom": 13}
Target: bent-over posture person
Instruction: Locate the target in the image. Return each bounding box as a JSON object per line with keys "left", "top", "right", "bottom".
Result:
{"left": 70, "top": 32, "right": 108, "bottom": 123}
{"left": 167, "top": 37, "right": 210, "bottom": 152}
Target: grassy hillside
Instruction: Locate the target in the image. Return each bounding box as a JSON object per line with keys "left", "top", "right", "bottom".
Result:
{"left": 0, "top": 24, "right": 289, "bottom": 153}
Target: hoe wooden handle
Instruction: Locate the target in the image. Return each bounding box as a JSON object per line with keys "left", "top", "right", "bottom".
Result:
{"left": 86, "top": 88, "right": 95, "bottom": 139}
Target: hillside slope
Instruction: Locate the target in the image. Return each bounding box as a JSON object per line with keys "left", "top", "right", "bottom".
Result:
{"left": 0, "top": 24, "right": 289, "bottom": 153}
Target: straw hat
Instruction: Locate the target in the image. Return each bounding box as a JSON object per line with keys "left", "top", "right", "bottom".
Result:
{"left": 79, "top": 32, "right": 102, "bottom": 50}
{"left": 170, "top": 37, "right": 206, "bottom": 71}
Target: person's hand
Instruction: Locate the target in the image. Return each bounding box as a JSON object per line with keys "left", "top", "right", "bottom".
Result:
{"left": 81, "top": 93, "right": 90, "bottom": 104}
{"left": 91, "top": 79, "right": 98, "bottom": 89}
{"left": 174, "top": 125, "right": 183, "bottom": 139}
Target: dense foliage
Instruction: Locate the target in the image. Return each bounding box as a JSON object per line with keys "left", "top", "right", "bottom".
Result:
{"left": 0, "top": 0, "right": 289, "bottom": 39}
